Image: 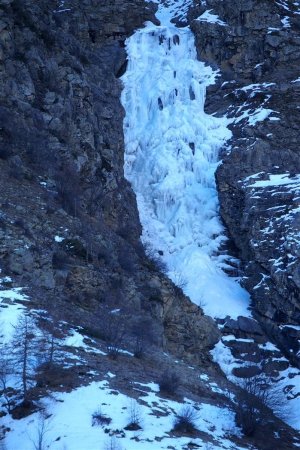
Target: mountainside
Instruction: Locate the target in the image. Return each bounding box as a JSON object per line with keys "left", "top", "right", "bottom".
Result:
{"left": 0, "top": 0, "right": 300, "bottom": 448}
{"left": 188, "top": 0, "right": 300, "bottom": 362}
{"left": 0, "top": 0, "right": 218, "bottom": 364}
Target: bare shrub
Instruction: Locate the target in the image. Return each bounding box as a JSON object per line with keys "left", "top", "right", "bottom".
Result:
{"left": 92, "top": 408, "right": 112, "bottom": 427}
{"left": 159, "top": 369, "right": 180, "bottom": 396}
{"left": 102, "top": 310, "right": 127, "bottom": 359}
{"left": 235, "top": 375, "right": 289, "bottom": 437}
{"left": 172, "top": 405, "right": 199, "bottom": 434}
{"left": 172, "top": 271, "right": 187, "bottom": 290}
{"left": 130, "top": 317, "right": 154, "bottom": 358}
{"left": 124, "top": 399, "right": 142, "bottom": 431}
{"left": 103, "top": 437, "right": 122, "bottom": 450}
{"left": 144, "top": 243, "right": 168, "bottom": 274}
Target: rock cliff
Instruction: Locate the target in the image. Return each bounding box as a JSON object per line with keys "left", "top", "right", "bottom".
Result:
{"left": 0, "top": 0, "right": 219, "bottom": 363}
{"left": 188, "top": 0, "right": 300, "bottom": 360}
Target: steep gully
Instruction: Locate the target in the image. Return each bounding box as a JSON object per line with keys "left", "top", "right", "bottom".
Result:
{"left": 121, "top": 0, "right": 300, "bottom": 430}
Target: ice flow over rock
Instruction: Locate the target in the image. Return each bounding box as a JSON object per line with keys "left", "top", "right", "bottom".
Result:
{"left": 121, "top": 21, "right": 250, "bottom": 319}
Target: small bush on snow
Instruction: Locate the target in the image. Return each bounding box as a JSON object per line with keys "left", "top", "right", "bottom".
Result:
{"left": 92, "top": 407, "right": 112, "bottom": 427}
{"left": 172, "top": 405, "right": 199, "bottom": 434}
{"left": 124, "top": 399, "right": 143, "bottom": 431}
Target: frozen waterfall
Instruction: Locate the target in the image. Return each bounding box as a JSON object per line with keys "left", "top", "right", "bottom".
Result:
{"left": 121, "top": 20, "right": 250, "bottom": 319}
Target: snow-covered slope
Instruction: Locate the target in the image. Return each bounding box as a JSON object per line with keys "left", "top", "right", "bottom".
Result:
{"left": 2, "top": 379, "right": 244, "bottom": 450}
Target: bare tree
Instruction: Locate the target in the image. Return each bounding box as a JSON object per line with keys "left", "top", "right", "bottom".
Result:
{"left": 29, "top": 412, "right": 51, "bottom": 450}
{"left": 39, "top": 316, "right": 61, "bottom": 368}
{"left": 81, "top": 218, "right": 97, "bottom": 264}
{"left": 11, "top": 314, "right": 36, "bottom": 400}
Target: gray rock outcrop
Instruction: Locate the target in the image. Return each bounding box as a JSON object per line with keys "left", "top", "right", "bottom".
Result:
{"left": 189, "top": 0, "right": 300, "bottom": 361}
{"left": 0, "top": 0, "right": 219, "bottom": 364}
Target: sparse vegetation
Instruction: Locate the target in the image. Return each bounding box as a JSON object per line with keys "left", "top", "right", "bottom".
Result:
{"left": 130, "top": 317, "right": 154, "bottom": 359}
{"left": 92, "top": 408, "right": 112, "bottom": 427}
{"left": 103, "top": 437, "right": 122, "bottom": 450}
{"left": 235, "top": 375, "right": 289, "bottom": 437}
{"left": 158, "top": 369, "right": 180, "bottom": 396}
{"left": 102, "top": 309, "right": 127, "bottom": 360}
{"left": 124, "top": 399, "right": 142, "bottom": 431}
{"left": 144, "top": 243, "right": 168, "bottom": 274}
{"left": 11, "top": 314, "right": 37, "bottom": 400}
{"left": 30, "top": 412, "right": 51, "bottom": 450}
{"left": 172, "top": 405, "right": 199, "bottom": 435}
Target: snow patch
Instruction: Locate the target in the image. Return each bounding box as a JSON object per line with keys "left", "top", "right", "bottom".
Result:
{"left": 197, "top": 9, "right": 227, "bottom": 26}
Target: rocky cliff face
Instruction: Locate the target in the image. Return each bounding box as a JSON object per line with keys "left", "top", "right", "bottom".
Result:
{"left": 0, "top": 0, "right": 219, "bottom": 363}
{"left": 0, "top": 0, "right": 299, "bottom": 385}
{"left": 188, "top": 0, "right": 300, "bottom": 360}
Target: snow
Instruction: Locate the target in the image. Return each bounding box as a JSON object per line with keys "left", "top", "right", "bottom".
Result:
{"left": 281, "top": 16, "right": 291, "bottom": 27}
{"left": 121, "top": 15, "right": 250, "bottom": 320}
{"left": 64, "top": 329, "right": 87, "bottom": 348}
{"left": 281, "top": 324, "right": 300, "bottom": 331}
{"left": 2, "top": 379, "right": 245, "bottom": 450}
{"left": 0, "top": 287, "right": 28, "bottom": 302}
{"left": 197, "top": 10, "right": 227, "bottom": 26}
{"left": 239, "top": 82, "right": 275, "bottom": 93}
{"left": 0, "top": 286, "right": 29, "bottom": 343}
{"left": 0, "top": 276, "right": 12, "bottom": 284}
{"left": 268, "top": 27, "right": 281, "bottom": 33}
{"left": 155, "top": 0, "right": 193, "bottom": 25}
{"left": 63, "top": 329, "right": 107, "bottom": 355}
{"left": 248, "top": 173, "right": 300, "bottom": 188}
{"left": 275, "top": 0, "right": 291, "bottom": 11}
{"left": 213, "top": 338, "right": 300, "bottom": 430}
{"left": 54, "top": 235, "right": 65, "bottom": 242}
{"left": 199, "top": 374, "right": 209, "bottom": 381}
{"left": 211, "top": 340, "right": 238, "bottom": 378}
{"left": 232, "top": 106, "right": 275, "bottom": 126}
